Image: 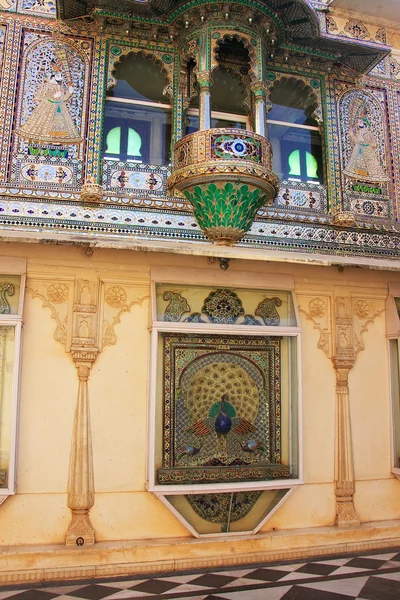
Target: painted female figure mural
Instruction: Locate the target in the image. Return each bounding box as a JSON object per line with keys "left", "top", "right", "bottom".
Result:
{"left": 17, "top": 42, "right": 82, "bottom": 145}
{"left": 343, "top": 100, "right": 387, "bottom": 182}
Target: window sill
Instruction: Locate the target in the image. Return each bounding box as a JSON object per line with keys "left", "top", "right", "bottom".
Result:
{"left": 147, "top": 478, "right": 303, "bottom": 494}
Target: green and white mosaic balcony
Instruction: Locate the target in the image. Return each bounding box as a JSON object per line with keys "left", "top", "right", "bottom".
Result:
{"left": 167, "top": 128, "right": 280, "bottom": 246}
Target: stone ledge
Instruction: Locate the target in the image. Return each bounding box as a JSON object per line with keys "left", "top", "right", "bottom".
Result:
{"left": 1, "top": 520, "right": 400, "bottom": 585}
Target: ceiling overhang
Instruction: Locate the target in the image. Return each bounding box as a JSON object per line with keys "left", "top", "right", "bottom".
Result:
{"left": 57, "top": 0, "right": 391, "bottom": 73}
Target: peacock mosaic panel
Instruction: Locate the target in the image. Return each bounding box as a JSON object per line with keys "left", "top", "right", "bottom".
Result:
{"left": 10, "top": 31, "right": 92, "bottom": 189}
{"left": 158, "top": 332, "right": 291, "bottom": 485}
{"left": 156, "top": 285, "right": 297, "bottom": 327}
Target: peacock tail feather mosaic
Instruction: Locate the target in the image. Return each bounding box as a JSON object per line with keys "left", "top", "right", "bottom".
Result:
{"left": 183, "top": 182, "right": 268, "bottom": 245}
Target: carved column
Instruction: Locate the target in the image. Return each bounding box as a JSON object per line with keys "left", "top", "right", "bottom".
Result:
{"left": 334, "top": 361, "right": 359, "bottom": 527}
{"left": 333, "top": 296, "right": 359, "bottom": 527}
{"left": 66, "top": 350, "right": 97, "bottom": 545}
{"left": 197, "top": 71, "right": 211, "bottom": 130}
{"left": 26, "top": 277, "right": 149, "bottom": 543}
{"left": 66, "top": 278, "right": 99, "bottom": 545}
{"left": 299, "top": 293, "right": 383, "bottom": 528}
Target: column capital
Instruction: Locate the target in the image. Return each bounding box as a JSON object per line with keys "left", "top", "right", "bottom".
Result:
{"left": 250, "top": 81, "right": 267, "bottom": 99}
{"left": 197, "top": 71, "right": 211, "bottom": 90}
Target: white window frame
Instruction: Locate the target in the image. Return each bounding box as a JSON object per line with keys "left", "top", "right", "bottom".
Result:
{"left": 146, "top": 267, "right": 303, "bottom": 495}
{"left": 267, "top": 116, "right": 323, "bottom": 185}
{"left": 386, "top": 283, "right": 400, "bottom": 480}
{"left": 104, "top": 95, "right": 173, "bottom": 165}
{"left": 0, "top": 258, "right": 26, "bottom": 500}
{"left": 186, "top": 107, "right": 251, "bottom": 130}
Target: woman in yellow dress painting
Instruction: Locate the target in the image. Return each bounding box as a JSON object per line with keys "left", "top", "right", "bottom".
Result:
{"left": 343, "top": 104, "right": 387, "bottom": 182}
{"left": 17, "top": 59, "right": 82, "bottom": 145}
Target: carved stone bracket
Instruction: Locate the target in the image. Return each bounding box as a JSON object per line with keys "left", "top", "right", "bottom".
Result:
{"left": 298, "top": 295, "right": 332, "bottom": 358}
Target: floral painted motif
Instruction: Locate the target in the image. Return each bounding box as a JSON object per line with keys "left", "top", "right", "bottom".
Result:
{"left": 202, "top": 289, "right": 245, "bottom": 324}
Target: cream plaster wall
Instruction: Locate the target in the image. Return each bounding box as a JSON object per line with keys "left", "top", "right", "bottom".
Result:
{"left": 0, "top": 242, "right": 399, "bottom": 548}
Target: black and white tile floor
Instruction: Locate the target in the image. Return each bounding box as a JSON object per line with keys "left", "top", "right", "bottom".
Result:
{"left": 1, "top": 550, "right": 400, "bottom": 600}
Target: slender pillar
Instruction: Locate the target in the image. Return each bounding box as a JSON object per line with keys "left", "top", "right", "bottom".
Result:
{"left": 333, "top": 296, "right": 360, "bottom": 528}
{"left": 251, "top": 82, "right": 267, "bottom": 137}
{"left": 334, "top": 363, "right": 360, "bottom": 527}
{"left": 197, "top": 71, "right": 211, "bottom": 131}
{"left": 66, "top": 352, "right": 97, "bottom": 545}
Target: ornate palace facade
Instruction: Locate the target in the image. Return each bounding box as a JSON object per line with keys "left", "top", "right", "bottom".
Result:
{"left": 1, "top": 0, "right": 400, "bottom": 585}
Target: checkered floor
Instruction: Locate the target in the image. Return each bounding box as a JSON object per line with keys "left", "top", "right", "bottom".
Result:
{"left": 1, "top": 550, "right": 400, "bottom": 599}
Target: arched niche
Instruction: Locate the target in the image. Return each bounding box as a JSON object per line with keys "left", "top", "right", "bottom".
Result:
{"left": 266, "top": 75, "right": 323, "bottom": 125}
{"left": 209, "top": 29, "right": 261, "bottom": 83}
{"left": 210, "top": 37, "right": 252, "bottom": 117}
{"left": 107, "top": 46, "right": 174, "bottom": 101}
{"left": 266, "top": 76, "right": 324, "bottom": 185}
{"left": 104, "top": 49, "right": 173, "bottom": 166}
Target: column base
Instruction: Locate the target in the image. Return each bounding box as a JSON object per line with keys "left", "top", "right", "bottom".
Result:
{"left": 336, "top": 500, "right": 361, "bottom": 528}
{"left": 66, "top": 510, "right": 95, "bottom": 546}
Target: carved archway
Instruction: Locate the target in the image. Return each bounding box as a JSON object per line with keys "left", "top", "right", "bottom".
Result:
{"left": 266, "top": 75, "right": 323, "bottom": 125}
{"left": 107, "top": 46, "right": 174, "bottom": 100}
{"left": 210, "top": 30, "right": 260, "bottom": 83}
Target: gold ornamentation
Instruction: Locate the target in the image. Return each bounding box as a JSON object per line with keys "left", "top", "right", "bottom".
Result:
{"left": 204, "top": 226, "right": 246, "bottom": 246}
{"left": 0, "top": 469, "right": 7, "bottom": 486}
{"left": 186, "top": 362, "right": 259, "bottom": 426}
{"left": 0, "top": 283, "right": 14, "bottom": 314}
{"left": 47, "top": 283, "right": 69, "bottom": 304}
{"left": 81, "top": 180, "right": 104, "bottom": 203}
{"left": 16, "top": 40, "right": 83, "bottom": 145}
{"left": 332, "top": 211, "right": 356, "bottom": 227}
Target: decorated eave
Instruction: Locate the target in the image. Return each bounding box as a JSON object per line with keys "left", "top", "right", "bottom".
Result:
{"left": 57, "top": 0, "right": 391, "bottom": 74}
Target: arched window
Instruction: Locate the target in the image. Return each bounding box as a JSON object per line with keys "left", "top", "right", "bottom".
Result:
{"left": 184, "top": 38, "right": 250, "bottom": 135}
{"left": 267, "top": 78, "right": 323, "bottom": 184}
{"left": 104, "top": 54, "right": 172, "bottom": 165}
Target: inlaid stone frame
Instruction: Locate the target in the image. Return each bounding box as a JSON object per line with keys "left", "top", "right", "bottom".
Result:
{"left": 10, "top": 30, "right": 92, "bottom": 189}
{"left": 158, "top": 332, "right": 290, "bottom": 485}
{"left": 148, "top": 271, "right": 302, "bottom": 535}
{"left": 336, "top": 85, "right": 393, "bottom": 221}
